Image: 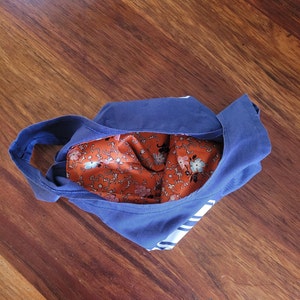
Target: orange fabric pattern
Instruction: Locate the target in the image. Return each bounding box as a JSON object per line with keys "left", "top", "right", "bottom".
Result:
{"left": 66, "top": 133, "right": 222, "bottom": 204}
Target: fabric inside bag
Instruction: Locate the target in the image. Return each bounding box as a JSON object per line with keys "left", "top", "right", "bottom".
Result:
{"left": 66, "top": 133, "right": 222, "bottom": 204}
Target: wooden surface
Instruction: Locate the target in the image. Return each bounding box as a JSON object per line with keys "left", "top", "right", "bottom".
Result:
{"left": 0, "top": 0, "right": 299, "bottom": 299}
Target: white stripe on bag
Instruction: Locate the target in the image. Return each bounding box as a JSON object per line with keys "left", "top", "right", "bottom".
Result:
{"left": 150, "top": 199, "right": 216, "bottom": 251}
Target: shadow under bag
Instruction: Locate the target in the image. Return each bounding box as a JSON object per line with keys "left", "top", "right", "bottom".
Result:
{"left": 9, "top": 95, "right": 271, "bottom": 250}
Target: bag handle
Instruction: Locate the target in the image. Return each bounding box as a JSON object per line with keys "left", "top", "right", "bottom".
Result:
{"left": 9, "top": 115, "right": 94, "bottom": 202}
{"left": 9, "top": 108, "right": 224, "bottom": 203}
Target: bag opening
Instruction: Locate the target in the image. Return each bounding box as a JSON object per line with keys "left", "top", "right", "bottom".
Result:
{"left": 66, "top": 132, "right": 223, "bottom": 204}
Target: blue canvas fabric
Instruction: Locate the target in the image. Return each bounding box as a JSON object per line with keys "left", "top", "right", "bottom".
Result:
{"left": 9, "top": 95, "right": 271, "bottom": 250}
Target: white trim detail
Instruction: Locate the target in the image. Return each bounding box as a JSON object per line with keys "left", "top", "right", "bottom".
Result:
{"left": 149, "top": 199, "right": 216, "bottom": 251}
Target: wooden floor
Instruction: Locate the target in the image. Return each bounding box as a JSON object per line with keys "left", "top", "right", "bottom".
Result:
{"left": 1, "top": 1, "right": 299, "bottom": 299}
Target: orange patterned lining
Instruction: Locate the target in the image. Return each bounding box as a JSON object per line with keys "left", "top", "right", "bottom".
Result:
{"left": 66, "top": 133, "right": 222, "bottom": 204}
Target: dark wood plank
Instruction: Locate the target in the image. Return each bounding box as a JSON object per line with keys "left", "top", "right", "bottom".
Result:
{"left": 0, "top": 0, "right": 299, "bottom": 299}
{"left": 247, "top": 0, "right": 300, "bottom": 39}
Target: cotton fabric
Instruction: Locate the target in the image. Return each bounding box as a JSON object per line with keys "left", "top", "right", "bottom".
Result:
{"left": 66, "top": 133, "right": 222, "bottom": 203}
{"left": 9, "top": 95, "right": 271, "bottom": 250}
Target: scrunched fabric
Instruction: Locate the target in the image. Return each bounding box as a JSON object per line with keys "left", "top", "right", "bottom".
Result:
{"left": 66, "top": 133, "right": 222, "bottom": 204}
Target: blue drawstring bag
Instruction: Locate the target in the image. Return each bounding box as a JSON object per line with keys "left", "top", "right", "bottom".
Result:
{"left": 9, "top": 95, "right": 271, "bottom": 250}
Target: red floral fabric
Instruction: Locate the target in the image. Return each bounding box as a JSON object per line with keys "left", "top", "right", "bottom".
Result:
{"left": 66, "top": 133, "right": 222, "bottom": 204}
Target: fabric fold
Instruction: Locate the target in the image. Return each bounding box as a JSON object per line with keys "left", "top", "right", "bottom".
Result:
{"left": 66, "top": 133, "right": 222, "bottom": 204}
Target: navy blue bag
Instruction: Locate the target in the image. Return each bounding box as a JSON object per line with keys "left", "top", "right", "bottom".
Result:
{"left": 9, "top": 95, "right": 271, "bottom": 250}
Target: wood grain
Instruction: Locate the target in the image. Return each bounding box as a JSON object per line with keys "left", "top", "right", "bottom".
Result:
{"left": 1, "top": 0, "right": 299, "bottom": 299}
{"left": 0, "top": 255, "right": 46, "bottom": 300}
